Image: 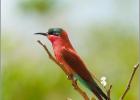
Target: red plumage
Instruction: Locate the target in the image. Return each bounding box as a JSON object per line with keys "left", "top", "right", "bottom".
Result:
{"left": 36, "top": 28, "right": 108, "bottom": 100}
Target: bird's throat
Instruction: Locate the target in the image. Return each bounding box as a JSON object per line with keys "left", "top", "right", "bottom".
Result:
{"left": 48, "top": 35, "right": 58, "bottom": 43}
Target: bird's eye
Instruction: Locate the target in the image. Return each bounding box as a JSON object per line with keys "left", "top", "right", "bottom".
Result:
{"left": 48, "top": 31, "right": 54, "bottom": 35}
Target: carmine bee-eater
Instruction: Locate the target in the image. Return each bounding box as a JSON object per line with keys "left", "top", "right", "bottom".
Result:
{"left": 35, "top": 28, "right": 108, "bottom": 100}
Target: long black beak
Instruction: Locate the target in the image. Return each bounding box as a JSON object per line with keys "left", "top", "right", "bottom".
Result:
{"left": 34, "top": 32, "right": 48, "bottom": 36}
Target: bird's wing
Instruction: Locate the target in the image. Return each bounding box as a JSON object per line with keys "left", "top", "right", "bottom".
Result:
{"left": 61, "top": 48, "right": 108, "bottom": 100}
{"left": 61, "top": 47, "right": 93, "bottom": 82}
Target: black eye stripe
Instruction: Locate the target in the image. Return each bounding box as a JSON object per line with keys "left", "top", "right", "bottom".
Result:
{"left": 48, "top": 31, "right": 54, "bottom": 34}
{"left": 48, "top": 31, "right": 60, "bottom": 35}
{"left": 48, "top": 28, "right": 63, "bottom": 36}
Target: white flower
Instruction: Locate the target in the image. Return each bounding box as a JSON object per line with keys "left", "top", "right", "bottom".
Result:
{"left": 100, "top": 76, "right": 107, "bottom": 87}
{"left": 101, "top": 76, "right": 106, "bottom": 81}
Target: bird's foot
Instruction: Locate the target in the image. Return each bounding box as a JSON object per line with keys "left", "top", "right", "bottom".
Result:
{"left": 67, "top": 74, "right": 73, "bottom": 80}
{"left": 67, "top": 74, "right": 78, "bottom": 87}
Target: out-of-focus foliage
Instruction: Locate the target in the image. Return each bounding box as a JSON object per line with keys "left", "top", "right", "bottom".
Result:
{"left": 1, "top": 0, "right": 139, "bottom": 100}
{"left": 1, "top": 35, "right": 80, "bottom": 100}
{"left": 19, "top": 0, "right": 55, "bottom": 14}
{"left": 86, "top": 25, "right": 139, "bottom": 100}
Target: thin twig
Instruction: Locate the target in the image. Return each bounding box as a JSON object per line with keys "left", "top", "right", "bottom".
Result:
{"left": 72, "top": 79, "right": 89, "bottom": 100}
{"left": 91, "top": 73, "right": 101, "bottom": 85}
{"left": 37, "top": 40, "right": 89, "bottom": 100}
{"left": 91, "top": 73, "right": 108, "bottom": 92}
{"left": 107, "top": 85, "right": 112, "bottom": 100}
{"left": 120, "top": 63, "right": 139, "bottom": 100}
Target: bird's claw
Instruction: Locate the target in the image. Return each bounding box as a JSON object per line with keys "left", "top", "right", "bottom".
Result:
{"left": 67, "top": 74, "right": 74, "bottom": 80}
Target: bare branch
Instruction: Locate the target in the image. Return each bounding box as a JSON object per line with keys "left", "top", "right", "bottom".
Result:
{"left": 72, "top": 79, "right": 89, "bottom": 100}
{"left": 37, "top": 40, "right": 89, "bottom": 100}
{"left": 37, "top": 40, "right": 69, "bottom": 75}
{"left": 120, "top": 63, "right": 139, "bottom": 100}
{"left": 107, "top": 85, "right": 112, "bottom": 100}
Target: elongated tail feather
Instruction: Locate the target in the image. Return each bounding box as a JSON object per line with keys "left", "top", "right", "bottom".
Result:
{"left": 89, "top": 80, "right": 108, "bottom": 100}
{"left": 75, "top": 74, "right": 108, "bottom": 100}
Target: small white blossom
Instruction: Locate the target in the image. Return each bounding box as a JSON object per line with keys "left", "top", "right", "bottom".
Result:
{"left": 100, "top": 76, "right": 106, "bottom": 81}
{"left": 100, "top": 76, "right": 107, "bottom": 87}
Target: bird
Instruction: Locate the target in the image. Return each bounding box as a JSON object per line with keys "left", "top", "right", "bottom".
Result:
{"left": 35, "top": 28, "right": 108, "bottom": 100}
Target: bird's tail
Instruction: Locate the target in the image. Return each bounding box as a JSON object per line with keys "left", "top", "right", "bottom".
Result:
{"left": 76, "top": 74, "right": 108, "bottom": 100}
{"left": 89, "top": 80, "right": 108, "bottom": 100}
{"left": 78, "top": 75, "right": 108, "bottom": 100}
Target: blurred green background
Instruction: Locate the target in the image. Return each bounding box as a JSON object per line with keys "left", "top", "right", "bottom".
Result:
{"left": 1, "top": 0, "right": 139, "bottom": 100}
